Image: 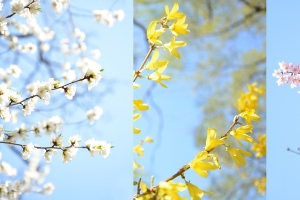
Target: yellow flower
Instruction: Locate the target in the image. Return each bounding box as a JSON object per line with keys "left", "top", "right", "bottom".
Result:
{"left": 133, "top": 159, "right": 144, "bottom": 170}
{"left": 133, "top": 144, "right": 144, "bottom": 157}
{"left": 144, "top": 136, "right": 153, "bottom": 143}
{"left": 165, "top": 2, "right": 185, "bottom": 20}
{"left": 133, "top": 127, "right": 141, "bottom": 134}
{"left": 147, "top": 21, "right": 165, "bottom": 44}
{"left": 133, "top": 82, "right": 140, "bottom": 89}
{"left": 230, "top": 125, "right": 254, "bottom": 146}
{"left": 236, "top": 82, "right": 265, "bottom": 112}
{"left": 163, "top": 36, "right": 186, "bottom": 59}
{"left": 157, "top": 181, "right": 187, "bottom": 200}
{"left": 133, "top": 113, "right": 141, "bottom": 134}
{"left": 254, "top": 176, "right": 266, "bottom": 195}
{"left": 239, "top": 109, "right": 261, "bottom": 125}
{"left": 169, "top": 16, "right": 190, "bottom": 36}
{"left": 147, "top": 65, "right": 171, "bottom": 88}
{"left": 251, "top": 133, "right": 266, "bottom": 158}
{"left": 226, "top": 147, "right": 252, "bottom": 168}
{"left": 145, "top": 50, "right": 169, "bottom": 70}
{"left": 186, "top": 182, "right": 212, "bottom": 200}
{"left": 189, "top": 151, "right": 219, "bottom": 177}
{"left": 133, "top": 100, "right": 149, "bottom": 111}
{"left": 204, "top": 128, "right": 225, "bottom": 151}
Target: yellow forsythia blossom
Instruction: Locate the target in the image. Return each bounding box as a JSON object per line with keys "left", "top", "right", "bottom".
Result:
{"left": 204, "top": 128, "right": 225, "bottom": 151}
{"left": 133, "top": 159, "right": 144, "bottom": 170}
{"left": 145, "top": 50, "right": 169, "bottom": 70}
{"left": 133, "top": 144, "right": 144, "bottom": 157}
{"left": 189, "top": 151, "right": 219, "bottom": 177}
{"left": 254, "top": 176, "right": 266, "bottom": 195}
{"left": 239, "top": 109, "right": 261, "bottom": 125}
{"left": 157, "top": 181, "right": 187, "bottom": 200}
{"left": 236, "top": 82, "right": 265, "bottom": 112}
{"left": 163, "top": 36, "right": 186, "bottom": 59}
{"left": 251, "top": 133, "right": 266, "bottom": 158}
{"left": 169, "top": 16, "right": 190, "bottom": 36}
{"left": 165, "top": 2, "right": 185, "bottom": 20}
{"left": 147, "top": 65, "right": 171, "bottom": 88}
{"left": 133, "top": 100, "right": 149, "bottom": 111}
{"left": 230, "top": 125, "right": 254, "bottom": 146}
{"left": 147, "top": 21, "right": 165, "bottom": 44}
{"left": 186, "top": 182, "right": 212, "bottom": 200}
{"left": 226, "top": 147, "right": 252, "bottom": 168}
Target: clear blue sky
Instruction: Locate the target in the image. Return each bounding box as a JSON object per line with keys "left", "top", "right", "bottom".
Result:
{"left": 267, "top": 1, "right": 300, "bottom": 199}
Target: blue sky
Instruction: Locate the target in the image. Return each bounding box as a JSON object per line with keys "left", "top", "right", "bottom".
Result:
{"left": 267, "top": 1, "right": 300, "bottom": 199}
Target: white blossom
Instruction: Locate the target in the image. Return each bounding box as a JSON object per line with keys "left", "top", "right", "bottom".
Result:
{"left": 0, "top": 105, "right": 11, "bottom": 122}
{"left": 61, "top": 62, "right": 71, "bottom": 70}
{"left": 0, "top": 124, "right": 4, "bottom": 141}
{"left": 69, "top": 135, "right": 81, "bottom": 146}
{"left": 73, "top": 28, "right": 85, "bottom": 41}
{"left": 84, "top": 69, "right": 102, "bottom": 90}
{"left": 86, "top": 106, "right": 103, "bottom": 125}
{"left": 85, "top": 139, "right": 111, "bottom": 158}
{"left": 62, "top": 147, "right": 77, "bottom": 163}
{"left": 62, "top": 69, "right": 76, "bottom": 82}
{"left": 0, "top": 161, "right": 17, "bottom": 177}
{"left": 22, "top": 143, "right": 35, "bottom": 160}
{"left": 64, "top": 85, "right": 76, "bottom": 100}
{"left": 50, "top": 134, "right": 64, "bottom": 148}
{"left": 43, "top": 149, "right": 57, "bottom": 162}
{"left": 40, "top": 183, "right": 55, "bottom": 195}
{"left": 113, "top": 9, "right": 125, "bottom": 21}
{"left": 91, "top": 49, "right": 101, "bottom": 60}
{"left": 40, "top": 43, "right": 50, "bottom": 52}
{"left": 10, "top": 0, "right": 24, "bottom": 14}
{"left": 22, "top": 98, "right": 35, "bottom": 116}
{"left": 0, "top": 15, "right": 7, "bottom": 34}
{"left": 7, "top": 65, "right": 22, "bottom": 78}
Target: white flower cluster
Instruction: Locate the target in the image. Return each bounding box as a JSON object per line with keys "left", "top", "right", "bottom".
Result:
{"left": 93, "top": 9, "right": 124, "bottom": 27}
{"left": 0, "top": 83, "right": 21, "bottom": 122}
{"left": 86, "top": 106, "right": 103, "bottom": 125}
{"left": 0, "top": 65, "right": 22, "bottom": 85}
{"left": 0, "top": 149, "right": 54, "bottom": 199}
{"left": 51, "top": 0, "right": 68, "bottom": 13}
{"left": 10, "top": 0, "right": 41, "bottom": 19}
{"left": 1, "top": 116, "right": 63, "bottom": 143}
{"left": 45, "top": 134, "right": 111, "bottom": 163}
{"left": 7, "top": 123, "right": 29, "bottom": 142}
{"left": 0, "top": 153, "right": 17, "bottom": 177}
{"left": 0, "top": 14, "right": 7, "bottom": 34}
{"left": 85, "top": 138, "right": 111, "bottom": 158}
{"left": 32, "top": 115, "right": 64, "bottom": 136}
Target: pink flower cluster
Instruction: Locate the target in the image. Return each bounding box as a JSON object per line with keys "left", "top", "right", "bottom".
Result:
{"left": 273, "top": 61, "right": 300, "bottom": 93}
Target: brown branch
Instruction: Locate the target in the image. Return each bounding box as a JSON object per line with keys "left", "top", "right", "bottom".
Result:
{"left": 0, "top": 141, "right": 88, "bottom": 150}
{"left": 133, "top": 44, "right": 155, "bottom": 82}
{"left": 7, "top": 77, "right": 86, "bottom": 108}
{"left": 287, "top": 148, "right": 300, "bottom": 156}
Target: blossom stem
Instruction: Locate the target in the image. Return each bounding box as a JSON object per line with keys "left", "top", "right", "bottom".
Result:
{"left": 221, "top": 115, "right": 240, "bottom": 139}
{"left": 134, "top": 165, "right": 190, "bottom": 198}
{"left": 0, "top": 141, "right": 88, "bottom": 150}
{"left": 7, "top": 77, "right": 87, "bottom": 108}
{"left": 133, "top": 44, "right": 155, "bottom": 82}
